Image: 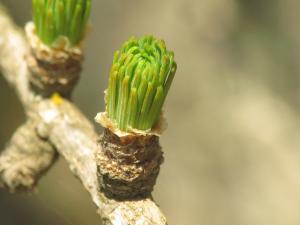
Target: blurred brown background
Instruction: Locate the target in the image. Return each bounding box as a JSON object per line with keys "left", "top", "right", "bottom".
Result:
{"left": 1, "top": 0, "right": 300, "bottom": 225}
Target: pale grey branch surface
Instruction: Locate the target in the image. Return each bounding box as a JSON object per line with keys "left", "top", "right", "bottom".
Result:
{"left": 0, "top": 119, "right": 57, "bottom": 191}
{"left": 0, "top": 6, "right": 167, "bottom": 225}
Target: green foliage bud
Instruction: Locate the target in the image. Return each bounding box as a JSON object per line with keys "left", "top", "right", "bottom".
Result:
{"left": 106, "top": 35, "right": 177, "bottom": 132}
{"left": 32, "top": 0, "right": 92, "bottom": 47}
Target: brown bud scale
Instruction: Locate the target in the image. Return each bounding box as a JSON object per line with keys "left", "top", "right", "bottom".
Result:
{"left": 96, "top": 128, "right": 164, "bottom": 199}
{"left": 25, "top": 22, "right": 83, "bottom": 98}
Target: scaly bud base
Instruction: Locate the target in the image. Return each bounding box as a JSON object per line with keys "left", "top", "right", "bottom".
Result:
{"left": 25, "top": 22, "right": 83, "bottom": 98}
{"left": 96, "top": 128, "right": 164, "bottom": 199}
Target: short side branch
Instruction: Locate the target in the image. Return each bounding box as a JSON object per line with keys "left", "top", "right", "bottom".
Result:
{"left": 0, "top": 6, "right": 33, "bottom": 105}
{"left": 0, "top": 119, "right": 57, "bottom": 191}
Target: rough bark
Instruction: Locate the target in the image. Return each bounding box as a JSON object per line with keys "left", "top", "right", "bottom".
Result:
{"left": 0, "top": 5, "right": 167, "bottom": 225}
{"left": 0, "top": 119, "right": 57, "bottom": 192}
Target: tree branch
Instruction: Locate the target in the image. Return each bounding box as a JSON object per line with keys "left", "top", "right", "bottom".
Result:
{"left": 0, "top": 119, "right": 57, "bottom": 191}
{"left": 0, "top": 5, "right": 167, "bottom": 225}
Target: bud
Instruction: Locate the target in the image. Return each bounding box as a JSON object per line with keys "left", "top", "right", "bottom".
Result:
{"left": 32, "top": 0, "right": 92, "bottom": 46}
{"left": 106, "top": 35, "right": 177, "bottom": 132}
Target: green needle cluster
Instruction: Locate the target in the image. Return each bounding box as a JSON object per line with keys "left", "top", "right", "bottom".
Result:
{"left": 107, "top": 35, "right": 177, "bottom": 132}
{"left": 32, "top": 0, "right": 92, "bottom": 46}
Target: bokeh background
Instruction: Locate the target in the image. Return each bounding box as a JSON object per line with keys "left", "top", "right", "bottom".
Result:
{"left": 1, "top": 0, "right": 300, "bottom": 224}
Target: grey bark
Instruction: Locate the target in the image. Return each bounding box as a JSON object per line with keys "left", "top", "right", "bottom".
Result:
{"left": 0, "top": 119, "right": 57, "bottom": 192}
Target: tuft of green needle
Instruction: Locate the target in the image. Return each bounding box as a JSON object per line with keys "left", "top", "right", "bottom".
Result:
{"left": 32, "top": 0, "right": 92, "bottom": 47}
{"left": 106, "top": 35, "right": 177, "bottom": 132}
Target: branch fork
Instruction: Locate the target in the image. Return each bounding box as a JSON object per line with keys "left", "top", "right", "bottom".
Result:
{"left": 0, "top": 6, "right": 167, "bottom": 225}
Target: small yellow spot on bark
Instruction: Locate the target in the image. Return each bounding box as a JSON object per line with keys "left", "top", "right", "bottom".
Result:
{"left": 51, "top": 93, "right": 63, "bottom": 105}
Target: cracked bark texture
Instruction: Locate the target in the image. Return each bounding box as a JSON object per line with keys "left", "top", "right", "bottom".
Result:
{"left": 0, "top": 5, "right": 167, "bottom": 225}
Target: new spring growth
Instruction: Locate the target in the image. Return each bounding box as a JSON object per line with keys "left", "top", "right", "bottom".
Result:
{"left": 32, "top": 0, "right": 92, "bottom": 46}
{"left": 106, "top": 35, "right": 177, "bottom": 132}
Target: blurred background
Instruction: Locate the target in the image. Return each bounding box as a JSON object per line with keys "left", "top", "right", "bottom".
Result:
{"left": 1, "top": 0, "right": 300, "bottom": 224}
